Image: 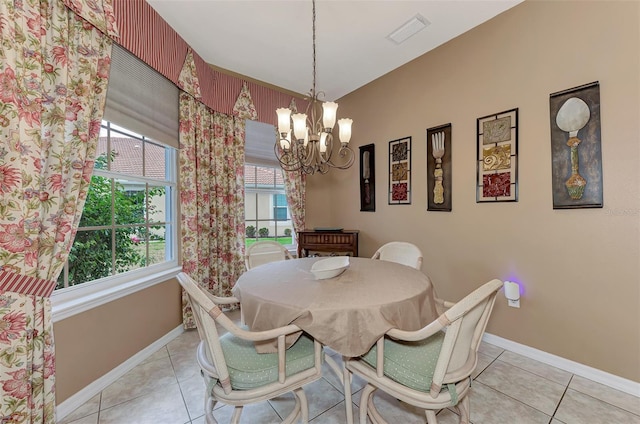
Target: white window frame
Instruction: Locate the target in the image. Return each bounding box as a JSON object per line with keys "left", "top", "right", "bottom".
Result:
{"left": 51, "top": 122, "right": 180, "bottom": 322}
{"left": 244, "top": 164, "right": 296, "bottom": 253}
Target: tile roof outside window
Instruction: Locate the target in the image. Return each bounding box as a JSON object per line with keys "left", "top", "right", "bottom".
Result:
{"left": 245, "top": 164, "right": 284, "bottom": 188}
{"left": 97, "top": 137, "right": 167, "bottom": 180}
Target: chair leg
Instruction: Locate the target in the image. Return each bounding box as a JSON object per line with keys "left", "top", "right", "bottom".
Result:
{"left": 425, "top": 410, "right": 438, "bottom": 424}
{"left": 366, "top": 391, "right": 387, "bottom": 424}
{"left": 230, "top": 406, "right": 243, "bottom": 424}
{"left": 343, "top": 366, "right": 354, "bottom": 424}
{"left": 358, "top": 384, "right": 377, "bottom": 424}
{"left": 204, "top": 394, "right": 218, "bottom": 424}
{"left": 282, "top": 390, "right": 302, "bottom": 424}
{"left": 295, "top": 388, "right": 310, "bottom": 424}
{"left": 455, "top": 395, "right": 470, "bottom": 424}
{"left": 239, "top": 308, "right": 245, "bottom": 326}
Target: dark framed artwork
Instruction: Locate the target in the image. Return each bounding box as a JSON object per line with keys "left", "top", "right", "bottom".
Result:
{"left": 388, "top": 136, "right": 411, "bottom": 205}
{"left": 359, "top": 144, "right": 375, "bottom": 212}
{"left": 549, "top": 81, "right": 603, "bottom": 209}
{"left": 427, "top": 123, "right": 452, "bottom": 211}
{"left": 476, "top": 108, "right": 519, "bottom": 202}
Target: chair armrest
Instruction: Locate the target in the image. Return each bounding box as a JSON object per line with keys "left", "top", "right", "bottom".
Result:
{"left": 434, "top": 296, "right": 455, "bottom": 315}
{"left": 386, "top": 318, "right": 445, "bottom": 341}
{"left": 213, "top": 310, "right": 303, "bottom": 342}
{"left": 202, "top": 289, "right": 239, "bottom": 305}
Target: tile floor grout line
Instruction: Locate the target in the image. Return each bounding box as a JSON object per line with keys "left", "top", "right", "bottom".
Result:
{"left": 166, "top": 343, "right": 194, "bottom": 423}
{"left": 96, "top": 392, "right": 102, "bottom": 424}
{"left": 495, "top": 354, "right": 573, "bottom": 387}
{"left": 549, "top": 373, "right": 573, "bottom": 422}
{"left": 472, "top": 352, "right": 501, "bottom": 380}
{"left": 564, "top": 384, "right": 640, "bottom": 418}
{"left": 472, "top": 380, "right": 554, "bottom": 420}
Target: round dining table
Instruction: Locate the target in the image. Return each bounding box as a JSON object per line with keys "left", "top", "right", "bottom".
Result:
{"left": 232, "top": 256, "right": 440, "bottom": 357}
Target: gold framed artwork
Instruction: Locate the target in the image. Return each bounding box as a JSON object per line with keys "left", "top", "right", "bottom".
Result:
{"left": 388, "top": 136, "right": 411, "bottom": 205}
{"left": 476, "top": 108, "right": 519, "bottom": 202}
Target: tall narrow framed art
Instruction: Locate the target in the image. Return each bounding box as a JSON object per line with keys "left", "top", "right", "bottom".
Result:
{"left": 388, "top": 136, "right": 411, "bottom": 205}
{"left": 359, "top": 144, "right": 375, "bottom": 212}
{"left": 476, "top": 108, "right": 519, "bottom": 202}
{"left": 427, "top": 123, "right": 452, "bottom": 211}
{"left": 549, "top": 81, "right": 603, "bottom": 209}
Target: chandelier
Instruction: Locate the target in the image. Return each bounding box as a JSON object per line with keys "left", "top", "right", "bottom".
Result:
{"left": 275, "top": 0, "right": 354, "bottom": 175}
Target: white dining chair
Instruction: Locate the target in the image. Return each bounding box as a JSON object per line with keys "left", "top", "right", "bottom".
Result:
{"left": 371, "top": 241, "right": 423, "bottom": 270}
{"left": 343, "top": 279, "right": 503, "bottom": 424}
{"left": 245, "top": 240, "right": 294, "bottom": 270}
{"left": 178, "top": 272, "right": 323, "bottom": 424}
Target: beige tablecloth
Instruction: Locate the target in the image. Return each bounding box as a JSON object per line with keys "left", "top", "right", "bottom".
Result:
{"left": 232, "top": 257, "right": 439, "bottom": 357}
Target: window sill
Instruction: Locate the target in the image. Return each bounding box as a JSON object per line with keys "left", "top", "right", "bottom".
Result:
{"left": 51, "top": 263, "right": 181, "bottom": 323}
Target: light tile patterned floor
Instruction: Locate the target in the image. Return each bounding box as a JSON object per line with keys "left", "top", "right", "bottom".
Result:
{"left": 59, "top": 309, "right": 640, "bottom": 424}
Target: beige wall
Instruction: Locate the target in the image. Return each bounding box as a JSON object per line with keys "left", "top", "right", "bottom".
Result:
{"left": 54, "top": 278, "right": 182, "bottom": 403}
{"left": 306, "top": 1, "right": 640, "bottom": 381}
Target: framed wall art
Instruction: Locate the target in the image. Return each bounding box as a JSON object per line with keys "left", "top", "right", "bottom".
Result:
{"left": 359, "top": 144, "right": 375, "bottom": 212}
{"left": 476, "top": 108, "right": 519, "bottom": 202}
{"left": 549, "top": 81, "right": 603, "bottom": 209}
{"left": 388, "top": 136, "right": 411, "bottom": 205}
{"left": 427, "top": 123, "right": 452, "bottom": 211}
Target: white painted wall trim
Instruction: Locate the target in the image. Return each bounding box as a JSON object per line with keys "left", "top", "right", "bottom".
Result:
{"left": 483, "top": 333, "right": 640, "bottom": 397}
{"left": 52, "top": 265, "right": 182, "bottom": 322}
{"left": 56, "top": 325, "right": 184, "bottom": 421}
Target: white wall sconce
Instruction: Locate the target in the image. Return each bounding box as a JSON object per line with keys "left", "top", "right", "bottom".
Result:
{"left": 504, "top": 281, "right": 521, "bottom": 308}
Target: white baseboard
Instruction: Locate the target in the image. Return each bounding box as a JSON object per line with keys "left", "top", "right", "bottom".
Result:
{"left": 56, "top": 325, "right": 184, "bottom": 421}
{"left": 483, "top": 332, "right": 640, "bottom": 397}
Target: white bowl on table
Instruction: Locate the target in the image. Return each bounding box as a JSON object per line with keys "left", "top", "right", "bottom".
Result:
{"left": 310, "top": 256, "right": 350, "bottom": 280}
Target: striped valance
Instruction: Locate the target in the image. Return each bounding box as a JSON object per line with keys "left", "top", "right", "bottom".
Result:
{"left": 109, "top": 0, "right": 308, "bottom": 127}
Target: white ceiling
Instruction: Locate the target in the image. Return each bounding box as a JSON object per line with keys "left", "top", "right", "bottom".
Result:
{"left": 146, "top": 0, "right": 523, "bottom": 101}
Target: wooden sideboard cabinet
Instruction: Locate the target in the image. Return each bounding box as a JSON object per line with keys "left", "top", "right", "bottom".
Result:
{"left": 297, "top": 230, "right": 359, "bottom": 258}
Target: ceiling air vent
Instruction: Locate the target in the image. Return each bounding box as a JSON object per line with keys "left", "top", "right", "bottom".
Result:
{"left": 387, "top": 14, "right": 430, "bottom": 45}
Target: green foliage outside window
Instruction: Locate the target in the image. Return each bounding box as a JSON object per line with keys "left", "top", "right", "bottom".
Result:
{"left": 57, "top": 154, "right": 162, "bottom": 289}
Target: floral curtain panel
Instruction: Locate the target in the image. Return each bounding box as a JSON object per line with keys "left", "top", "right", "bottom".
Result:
{"left": 62, "top": 0, "right": 119, "bottom": 38}
{"left": 0, "top": 0, "right": 115, "bottom": 422}
{"left": 179, "top": 92, "right": 246, "bottom": 327}
{"left": 283, "top": 170, "right": 306, "bottom": 234}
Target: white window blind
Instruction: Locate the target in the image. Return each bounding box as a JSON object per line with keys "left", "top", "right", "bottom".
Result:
{"left": 104, "top": 44, "right": 179, "bottom": 148}
{"left": 245, "top": 119, "right": 279, "bottom": 167}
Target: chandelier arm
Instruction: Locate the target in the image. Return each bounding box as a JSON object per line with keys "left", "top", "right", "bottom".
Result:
{"left": 275, "top": 142, "right": 301, "bottom": 172}
{"left": 324, "top": 145, "right": 356, "bottom": 170}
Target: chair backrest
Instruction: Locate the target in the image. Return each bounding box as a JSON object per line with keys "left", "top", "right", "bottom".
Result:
{"left": 371, "top": 241, "right": 423, "bottom": 270}
{"left": 430, "top": 279, "right": 502, "bottom": 396}
{"left": 245, "top": 240, "right": 294, "bottom": 270}
{"left": 177, "top": 272, "right": 234, "bottom": 393}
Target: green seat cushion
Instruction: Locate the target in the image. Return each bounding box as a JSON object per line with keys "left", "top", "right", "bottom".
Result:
{"left": 362, "top": 331, "right": 445, "bottom": 392}
{"left": 219, "top": 332, "right": 316, "bottom": 390}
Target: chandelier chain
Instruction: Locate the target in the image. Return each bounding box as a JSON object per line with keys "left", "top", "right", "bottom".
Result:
{"left": 312, "top": 0, "right": 316, "bottom": 94}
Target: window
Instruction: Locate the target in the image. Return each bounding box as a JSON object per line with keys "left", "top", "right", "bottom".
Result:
{"left": 244, "top": 164, "right": 293, "bottom": 246}
{"left": 273, "top": 194, "right": 288, "bottom": 221}
{"left": 55, "top": 121, "right": 178, "bottom": 290}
